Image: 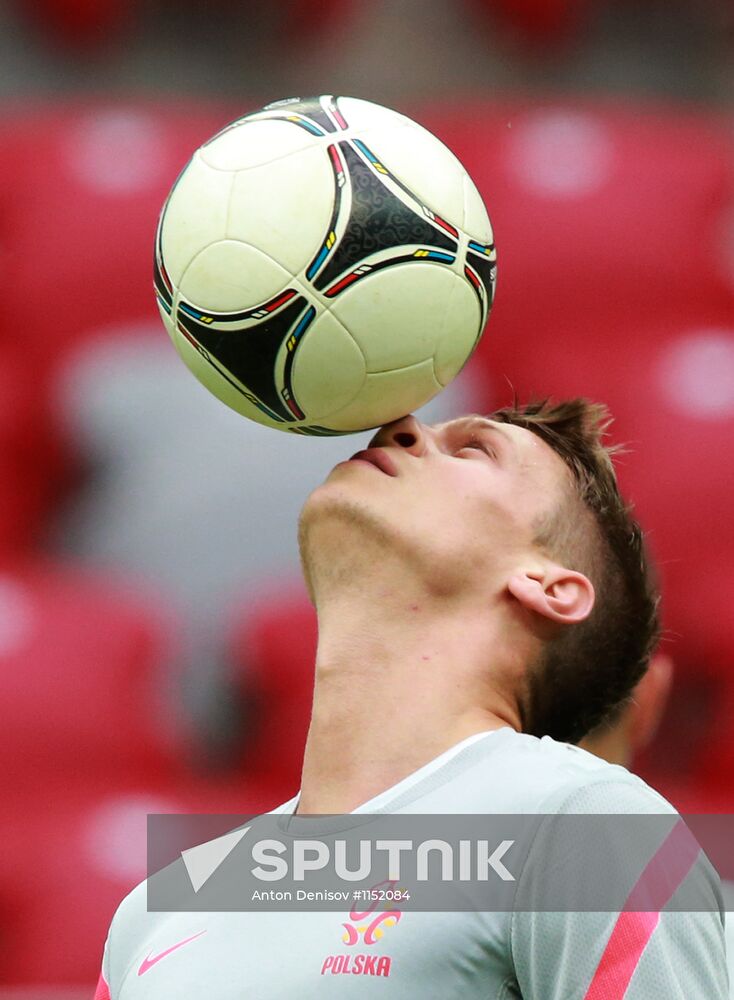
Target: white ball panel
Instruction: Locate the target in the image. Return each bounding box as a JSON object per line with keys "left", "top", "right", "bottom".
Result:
{"left": 337, "top": 97, "right": 416, "bottom": 134}
{"left": 161, "top": 154, "right": 232, "bottom": 285}
{"left": 462, "top": 173, "right": 494, "bottom": 243}
{"left": 357, "top": 120, "right": 468, "bottom": 228}
{"left": 433, "top": 278, "right": 483, "bottom": 386}
{"left": 178, "top": 241, "right": 290, "bottom": 311}
{"left": 291, "top": 312, "right": 366, "bottom": 420}
{"left": 200, "top": 118, "right": 315, "bottom": 171}
{"left": 323, "top": 358, "right": 442, "bottom": 432}
{"left": 227, "top": 144, "right": 334, "bottom": 276}
{"left": 329, "top": 265, "right": 461, "bottom": 372}
{"left": 171, "top": 317, "right": 283, "bottom": 428}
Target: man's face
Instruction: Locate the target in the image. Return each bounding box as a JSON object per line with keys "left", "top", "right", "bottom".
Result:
{"left": 299, "top": 413, "right": 574, "bottom": 596}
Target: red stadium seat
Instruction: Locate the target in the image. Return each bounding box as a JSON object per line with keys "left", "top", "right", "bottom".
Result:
{"left": 1, "top": 782, "right": 182, "bottom": 985}
{"left": 277, "top": 0, "right": 357, "bottom": 38}
{"left": 417, "top": 99, "right": 734, "bottom": 381}
{"left": 0, "top": 759, "right": 282, "bottom": 983}
{"left": 0, "top": 100, "right": 241, "bottom": 546}
{"left": 0, "top": 558, "right": 174, "bottom": 985}
{"left": 0, "top": 557, "right": 285, "bottom": 986}
{"left": 0, "top": 349, "right": 66, "bottom": 556}
{"left": 0, "top": 558, "right": 183, "bottom": 787}
{"left": 466, "top": 0, "right": 587, "bottom": 48}
{"left": 0, "top": 770, "right": 278, "bottom": 986}
{"left": 576, "top": 317, "right": 734, "bottom": 665}
{"left": 0, "top": 100, "right": 236, "bottom": 385}
{"left": 24, "top": 0, "right": 131, "bottom": 48}
{"left": 227, "top": 583, "right": 316, "bottom": 799}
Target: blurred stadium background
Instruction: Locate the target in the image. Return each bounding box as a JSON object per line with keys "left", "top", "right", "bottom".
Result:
{"left": 0, "top": 0, "right": 732, "bottom": 993}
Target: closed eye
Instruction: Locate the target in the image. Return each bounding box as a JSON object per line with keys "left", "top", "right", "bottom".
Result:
{"left": 458, "top": 437, "right": 496, "bottom": 459}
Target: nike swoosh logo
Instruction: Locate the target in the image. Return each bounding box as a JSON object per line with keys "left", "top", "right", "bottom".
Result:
{"left": 137, "top": 930, "right": 207, "bottom": 976}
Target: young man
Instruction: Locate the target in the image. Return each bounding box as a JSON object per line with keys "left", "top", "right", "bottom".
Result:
{"left": 95, "top": 399, "right": 728, "bottom": 998}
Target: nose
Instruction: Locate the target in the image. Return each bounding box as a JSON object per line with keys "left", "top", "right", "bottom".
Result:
{"left": 370, "top": 414, "right": 427, "bottom": 456}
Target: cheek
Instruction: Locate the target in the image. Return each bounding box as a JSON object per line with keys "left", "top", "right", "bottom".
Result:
{"left": 443, "top": 464, "right": 516, "bottom": 516}
{"left": 462, "top": 480, "right": 539, "bottom": 549}
{"left": 427, "top": 470, "right": 516, "bottom": 544}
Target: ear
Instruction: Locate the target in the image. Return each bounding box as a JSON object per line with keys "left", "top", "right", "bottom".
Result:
{"left": 507, "top": 563, "right": 595, "bottom": 626}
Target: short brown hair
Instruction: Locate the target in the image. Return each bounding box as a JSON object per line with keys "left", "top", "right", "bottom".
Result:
{"left": 491, "top": 398, "right": 660, "bottom": 744}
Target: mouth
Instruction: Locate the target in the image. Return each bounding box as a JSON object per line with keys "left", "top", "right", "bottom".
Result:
{"left": 348, "top": 448, "right": 398, "bottom": 477}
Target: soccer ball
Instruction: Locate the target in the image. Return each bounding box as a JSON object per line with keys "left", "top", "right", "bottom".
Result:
{"left": 154, "top": 95, "right": 496, "bottom": 435}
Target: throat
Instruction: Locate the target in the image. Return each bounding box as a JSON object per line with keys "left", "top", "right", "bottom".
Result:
{"left": 295, "top": 599, "right": 521, "bottom": 814}
{"left": 297, "top": 682, "right": 509, "bottom": 815}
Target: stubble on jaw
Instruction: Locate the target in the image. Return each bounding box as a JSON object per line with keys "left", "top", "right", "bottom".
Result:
{"left": 297, "top": 490, "right": 400, "bottom": 603}
{"left": 297, "top": 485, "right": 482, "bottom": 607}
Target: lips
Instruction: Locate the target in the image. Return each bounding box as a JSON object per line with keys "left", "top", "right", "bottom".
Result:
{"left": 348, "top": 448, "right": 398, "bottom": 477}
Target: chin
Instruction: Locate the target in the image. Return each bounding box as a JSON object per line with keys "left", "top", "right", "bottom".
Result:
{"left": 299, "top": 485, "right": 373, "bottom": 543}
{"left": 299, "top": 485, "right": 400, "bottom": 578}
{"left": 299, "top": 480, "right": 353, "bottom": 531}
{"left": 298, "top": 485, "right": 353, "bottom": 566}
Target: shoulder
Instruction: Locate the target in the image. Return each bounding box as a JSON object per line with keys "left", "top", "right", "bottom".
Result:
{"left": 535, "top": 735, "right": 675, "bottom": 815}
{"left": 104, "top": 801, "right": 297, "bottom": 987}
{"left": 482, "top": 729, "right": 675, "bottom": 815}
{"left": 104, "top": 877, "right": 158, "bottom": 987}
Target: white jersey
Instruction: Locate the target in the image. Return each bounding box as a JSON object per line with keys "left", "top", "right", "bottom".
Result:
{"left": 95, "top": 728, "right": 728, "bottom": 999}
{"left": 723, "top": 881, "right": 734, "bottom": 998}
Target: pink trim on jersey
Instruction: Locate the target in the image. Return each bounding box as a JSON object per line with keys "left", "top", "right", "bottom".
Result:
{"left": 583, "top": 911, "right": 661, "bottom": 1000}
{"left": 93, "top": 971, "right": 111, "bottom": 1000}
{"left": 583, "top": 818, "right": 701, "bottom": 999}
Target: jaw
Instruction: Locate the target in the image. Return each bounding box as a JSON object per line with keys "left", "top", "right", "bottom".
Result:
{"left": 299, "top": 494, "right": 478, "bottom": 615}
{"left": 298, "top": 487, "right": 400, "bottom": 591}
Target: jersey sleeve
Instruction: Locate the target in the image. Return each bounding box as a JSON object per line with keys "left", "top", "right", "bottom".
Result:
{"left": 93, "top": 878, "right": 150, "bottom": 999}
{"left": 93, "top": 934, "right": 112, "bottom": 1000}
{"left": 509, "top": 777, "right": 729, "bottom": 999}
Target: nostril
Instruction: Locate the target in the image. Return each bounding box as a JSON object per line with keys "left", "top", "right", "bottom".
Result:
{"left": 394, "top": 432, "right": 416, "bottom": 447}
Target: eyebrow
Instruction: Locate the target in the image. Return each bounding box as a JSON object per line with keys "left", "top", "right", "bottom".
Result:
{"left": 460, "top": 415, "right": 513, "bottom": 441}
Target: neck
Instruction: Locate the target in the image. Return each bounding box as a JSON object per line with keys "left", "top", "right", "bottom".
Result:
{"left": 296, "top": 585, "right": 522, "bottom": 815}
